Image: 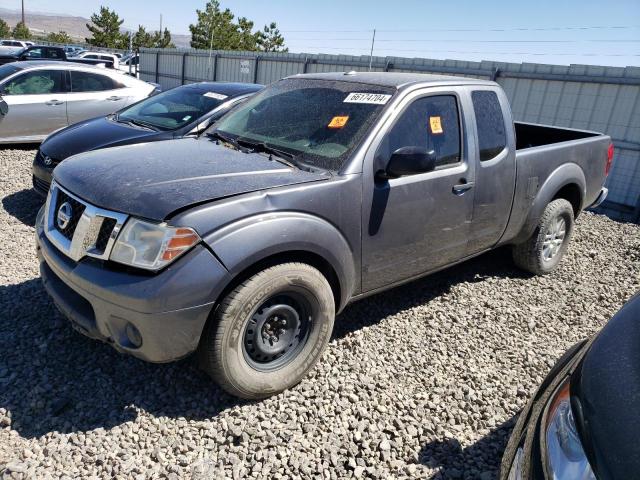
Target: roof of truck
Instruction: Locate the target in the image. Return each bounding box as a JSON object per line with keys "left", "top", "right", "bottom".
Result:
{"left": 287, "top": 71, "right": 496, "bottom": 88}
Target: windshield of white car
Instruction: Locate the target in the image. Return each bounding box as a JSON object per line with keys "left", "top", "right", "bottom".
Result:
{"left": 117, "top": 87, "right": 227, "bottom": 131}
{"left": 212, "top": 78, "right": 395, "bottom": 171}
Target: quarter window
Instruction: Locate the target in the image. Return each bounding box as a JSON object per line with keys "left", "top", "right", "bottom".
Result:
{"left": 2, "top": 70, "right": 65, "bottom": 95}
{"left": 378, "top": 95, "right": 461, "bottom": 168}
{"left": 472, "top": 91, "right": 507, "bottom": 161}
{"left": 70, "top": 71, "right": 122, "bottom": 92}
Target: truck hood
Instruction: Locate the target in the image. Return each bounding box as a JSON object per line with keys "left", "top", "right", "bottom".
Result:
{"left": 54, "top": 138, "right": 330, "bottom": 221}
{"left": 42, "top": 116, "right": 163, "bottom": 161}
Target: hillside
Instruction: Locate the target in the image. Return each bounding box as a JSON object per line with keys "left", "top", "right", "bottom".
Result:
{"left": 0, "top": 7, "right": 191, "bottom": 47}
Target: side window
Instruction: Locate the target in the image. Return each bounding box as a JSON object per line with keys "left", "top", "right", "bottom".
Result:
{"left": 378, "top": 95, "right": 461, "bottom": 168}
{"left": 23, "top": 48, "right": 43, "bottom": 58}
{"left": 2, "top": 70, "right": 64, "bottom": 95}
{"left": 472, "top": 91, "right": 507, "bottom": 161}
{"left": 48, "top": 49, "right": 63, "bottom": 59}
{"left": 70, "top": 71, "right": 120, "bottom": 92}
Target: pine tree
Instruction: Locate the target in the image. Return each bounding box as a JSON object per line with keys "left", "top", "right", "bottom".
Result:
{"left": 189, "top": 1, "right": 239, "bottom": 50}
{"left": 0, "top": 18, "right": 10, "bottom": 38}
{"left": 153, "top": 28, "right": 175, "bottom": 49}
{"left": 257, "top": 22, "right": 287, "bottom": 52}
{"left": 236, "top": 17, "right": 260, "bottom": 51}
{"left": 132, "top": 25, "right": 154, "bottom": 49}
{"left": 12, "top": 21, "right": 31, "bottom": 40}
{"left": 46, "top": 31, "right": 73, "bottom": 44}
{"left": 86, "top": 7, "right": 127, "bottom": 49}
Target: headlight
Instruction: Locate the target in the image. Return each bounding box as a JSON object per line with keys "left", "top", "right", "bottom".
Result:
{"left": 545, "top": 380, "right": 596, "bottom": 479}
{"left": 110, "top": 218, "right": 200, "bottom": 271}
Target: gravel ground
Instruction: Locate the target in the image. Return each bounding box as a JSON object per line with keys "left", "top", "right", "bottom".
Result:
{"left": 0, "top": 147, "right": 638, "bottom": 480}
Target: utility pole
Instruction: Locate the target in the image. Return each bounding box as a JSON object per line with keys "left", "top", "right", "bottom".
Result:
{"left": 368, "top": 28, "right": 376, "bottom": 71}
{"left": 21, "top": 0, "right": 25, "bottom": 24}
{"left": 159, "top": 14, "right": 162, "bottom": 34}
{"left": 207, "top": 19, "right": 215, "bottom": 79}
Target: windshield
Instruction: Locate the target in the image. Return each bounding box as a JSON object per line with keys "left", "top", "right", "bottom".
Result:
{"left": 117, "top": 87, "right": 227, "bottom": 130}
{"left": 0, "top": 64, "right": 20, "bottom": 83}
{"left": 213, "top": 78, "right": 395, "bottom": 171}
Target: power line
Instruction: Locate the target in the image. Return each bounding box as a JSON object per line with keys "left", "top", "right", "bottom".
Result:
{"left": 284, "top": 38, "right": 640, "bottom": 43}
{"left": 285, "top": 45, "right": 640, "bottom": 57}
{"left": 280, "top": 25, "right": 640, "bottom": 33}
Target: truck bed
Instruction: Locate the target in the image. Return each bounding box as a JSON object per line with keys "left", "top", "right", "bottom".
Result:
{"left": 515, "top": 121, "right": 601, "bottom": 150}
{"left": 499, "top": 122, "right": 610, "bottom": 245}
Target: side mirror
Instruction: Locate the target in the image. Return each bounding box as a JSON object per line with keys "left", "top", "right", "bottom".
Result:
{"left": 0, "top": 98, "right": 8, "bottom": 116}
{"left": 379, "top": 146, "right": 437, "bottom": 179}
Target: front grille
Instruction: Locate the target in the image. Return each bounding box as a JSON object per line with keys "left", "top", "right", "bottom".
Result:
{"left": 54, "top": 189, "right": 85, "bottom": 240}
{"left": 44, "top": 182, "right": 129, "bottom": 263}
{"left": 95, "top": 218, "right": 117, "bottom": 252}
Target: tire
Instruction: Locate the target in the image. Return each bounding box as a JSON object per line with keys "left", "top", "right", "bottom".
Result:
{"left": 512, "top": 199, "right": 575, "bottom": 275}
{"left": 199, "top": 262, "right": 335, "bottom": 399}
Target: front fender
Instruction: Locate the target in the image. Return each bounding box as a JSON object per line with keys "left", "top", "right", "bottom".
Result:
{"left": 203, "top": 212, "right": 356, "bottom": 312}
{"left": 515, "top": 162, "right": 586, "bottom": 244}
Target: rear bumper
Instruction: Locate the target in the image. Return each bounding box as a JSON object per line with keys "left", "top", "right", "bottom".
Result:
{"left": 589, "top": 186, "right": 608, "bottom": 209}
{"left": 36, "top": 210, "right": 231, "bottom": 362}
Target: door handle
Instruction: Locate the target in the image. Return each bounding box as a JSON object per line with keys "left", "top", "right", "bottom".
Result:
{"left": 106, "top": 96, "right": 122, "bottom": 101}
{"left": 452, "top": 180, "right": 475, "bottom": 195}
{"left": 45, "top": 99, "right": 63, "bottom": 106}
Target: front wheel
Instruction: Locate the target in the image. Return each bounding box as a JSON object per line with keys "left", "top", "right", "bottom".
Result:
{"left": 512, "top": 198, "right": 575, "bottom": 275}
{"left": 199, "top": 262, "right": 335, "bottom": 399}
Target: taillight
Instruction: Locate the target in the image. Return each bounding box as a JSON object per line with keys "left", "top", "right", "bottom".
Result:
{"left": 605, "top": 143, "right": 614, "bottom": 176}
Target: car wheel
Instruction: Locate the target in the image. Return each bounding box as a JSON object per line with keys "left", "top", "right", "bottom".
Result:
{"left": 512, "top": 198, "right": 575, "bottom": 275}
{"left": 199, "top": 262, "right": 335, "bottom": 399}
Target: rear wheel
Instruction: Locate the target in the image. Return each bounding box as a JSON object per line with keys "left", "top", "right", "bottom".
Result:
{"left": 199, "top": 262, "right": 335, "bottom": 399}
{"left": 512, "top": 199, "right": 575, "bottom": 275}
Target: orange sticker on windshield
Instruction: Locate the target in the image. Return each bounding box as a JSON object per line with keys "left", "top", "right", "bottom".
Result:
{"left": 429, "top": 116, "right": 443, "bottom": 134}
{"left": 328, "top": 115, "right": 349, "bottom": 129}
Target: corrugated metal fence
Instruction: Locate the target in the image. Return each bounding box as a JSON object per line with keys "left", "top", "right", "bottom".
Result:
{"left": 139, "top": 48, "right": 640, "bottom": 222}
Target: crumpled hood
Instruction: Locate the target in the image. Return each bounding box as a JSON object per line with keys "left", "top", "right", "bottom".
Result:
{"left": 42, "top": 116, "right": 159, "bottom": 161}
{"left": 54, "top": 137, "right": 329, "bottom": 221}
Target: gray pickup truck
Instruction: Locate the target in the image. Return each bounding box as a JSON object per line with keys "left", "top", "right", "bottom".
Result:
{"left": 35, "top": 72, "right": 612, "bottom": 399}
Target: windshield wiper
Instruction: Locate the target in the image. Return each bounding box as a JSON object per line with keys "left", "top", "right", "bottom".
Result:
{"left": 114, "top": 115, "right": 157, "bottom": 131}
{"left": 207, "top": 130, "right": 251, "bottom": 152}
{"left": 235, "top": 138, "right": 300, "bottom": 169}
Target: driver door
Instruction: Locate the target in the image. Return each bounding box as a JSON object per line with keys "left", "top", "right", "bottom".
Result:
{"left": 361, "top": 90, "right": 475, "bottom": 292}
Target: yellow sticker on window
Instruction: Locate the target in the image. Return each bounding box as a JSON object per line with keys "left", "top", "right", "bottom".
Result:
{"left": 328, "top": 115, "right": 349, "bottom": 129}
{"left": 429, "top": 116, "right": 443, "bottom": 134}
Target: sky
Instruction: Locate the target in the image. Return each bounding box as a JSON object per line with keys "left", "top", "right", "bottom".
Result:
{"left": 4, "top": 0, "right": 640, "bottom": 67}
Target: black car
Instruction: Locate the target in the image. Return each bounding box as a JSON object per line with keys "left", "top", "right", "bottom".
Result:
{"left": 32, "top": 81, "right": 263, "bottom": 196}
{"left": 501, "top": 293, "right": 640, "bottom": 480}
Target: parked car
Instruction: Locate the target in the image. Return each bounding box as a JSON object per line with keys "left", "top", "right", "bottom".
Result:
{"left": 75, "top": 51, "right": 119, "bottom": 69}
{"left": 118, "top": 54, "right": 139, "bottom": 76}
{"left": 32, "top": 81, "right": 263, "bottom": 195}
{"left": 35, "top": 72, "right": 612, "bottom": 399}
{"left": 0, "top": 61, "right": 157, "bottom": 143}
{"left": 0, "top": 46, "right": 115, "bottom": 68}
{"left": 0, "top": 39, "right": 33, "bottom": 52}
{"left": 501, "top": 293, "right": 640, "bottom": 480}
{"left": 63, "top": 46, "right": 85, "bottom": 57}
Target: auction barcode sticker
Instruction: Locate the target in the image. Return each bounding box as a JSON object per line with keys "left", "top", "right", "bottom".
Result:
{"left": 343, "top": 92, "right": 392, "bottom": 105}
{"left": 204, "top": 92, "right": 228, "bottom": 100}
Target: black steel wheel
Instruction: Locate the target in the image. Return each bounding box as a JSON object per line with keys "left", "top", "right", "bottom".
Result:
{"left": 198, "top": 262, "right": 335, "bottom": 399}
{"left": 242, "top": 293, "right": 311, "bottom": 371}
